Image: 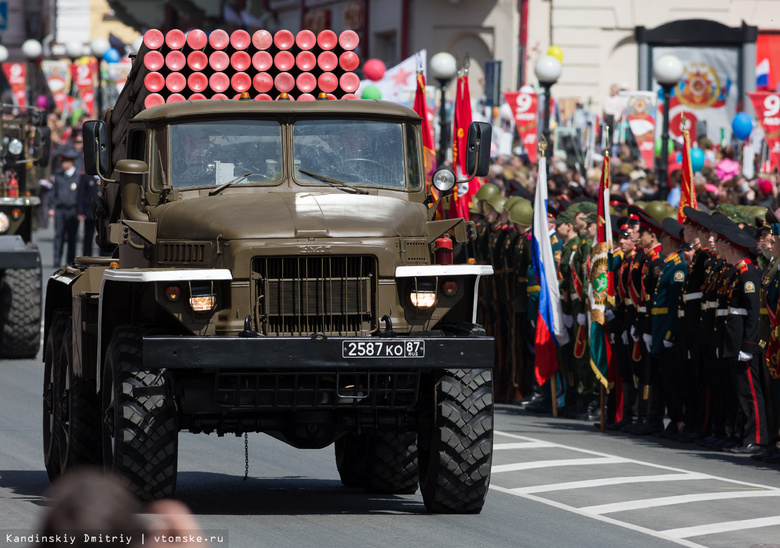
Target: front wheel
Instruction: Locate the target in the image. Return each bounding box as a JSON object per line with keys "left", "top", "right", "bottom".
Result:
{"left": 418, "top": 368, "right": 494, "bottom": 513}
{"left": 42, "top": 310, "right": 67, "bottom": 481}
{"left": 102, "top": 326, "right": 178, "bottom": 501}
{"left": 1, "top": 251, "right": 42, "bottom": 358}
{"left": 335, "top": 431, "right": 418, "bottom": 494}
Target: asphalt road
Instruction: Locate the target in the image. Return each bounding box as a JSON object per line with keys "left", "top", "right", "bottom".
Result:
{"left": 1, "top": 226, "right": 780, "bottom": 548}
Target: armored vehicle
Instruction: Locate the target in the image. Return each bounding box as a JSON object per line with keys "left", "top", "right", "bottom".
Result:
{"left": 0, "top": 105, "right": 49, "bottom": 358}
{"left": 43, "top": 30, "right": 494, "bottom": 514}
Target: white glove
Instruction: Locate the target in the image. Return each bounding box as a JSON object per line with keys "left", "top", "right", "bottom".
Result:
{"left": 715, "top": 347, "right": 719, "bottom": 359}
{"left": 630, "top": 325, "right": 636, "bottom": 338}
{"left": 688, "top": 351, "right": 691, "bottom": 359}
{"left": 642, "top": 333, "right": 652, "bottom": 352}
{"left": 621, "top": 330, "right": 629, "bottom": 345}
{"left": 662, "top": 339, "right": 673, "bottom": 349}
{"left": 563, "top": 314, "right": 573, "bottom": 328}
{"left": 738, "top": 351, "right": 753, "bottom": 362}
{"left": 605, "top": 309, "right": 615, "bottom": 322}
{"left": 577, "top": 313, "right": 586, "bottom": 325}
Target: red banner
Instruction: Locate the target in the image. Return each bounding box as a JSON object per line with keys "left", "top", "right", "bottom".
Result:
{"left": 41, "top": 60, "right": 69, "bottom": 113}
{"left": 2, "top": 63, "right": 27, "bottom": 106}
{"left": 749, "top": 92, "right": 780, "bottom": 173}
{"left": 503, "top": 91, "right": 538, "bottom": 163}
{"left": 70, "top": 60, "right": 96, "bottom": 116}
{"left": 621, "top": 91, "right": 656, "bottom": 169}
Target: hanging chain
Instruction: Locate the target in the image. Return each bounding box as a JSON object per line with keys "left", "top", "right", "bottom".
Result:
{"left": 243, "top": 432, "right": 249, "bottom": 481}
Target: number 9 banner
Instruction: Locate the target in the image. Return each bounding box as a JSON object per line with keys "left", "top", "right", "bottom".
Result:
{"left": 749, "top": 92, "right": 780, "bottom": 173}
{"left": 503, "top": 91, "right": 538, "bottom": 163}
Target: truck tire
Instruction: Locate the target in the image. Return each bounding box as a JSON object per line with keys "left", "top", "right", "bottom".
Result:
{"left": 1, "top": 251, "right": 42, "bottom": 358}
{"left": 59, "top": 321, "right": 102, "bottom": 472}
{"left": 102, "top": 326, "right": 178, "bottom": 501}
{"left": 335, "top": 431, "right": 418, "bottom": 494}
{"left": 418, "top": 368, "right": 493, "bottom": 514}
{"left": 43, "top": 310, "right": 67, "bottom": 481}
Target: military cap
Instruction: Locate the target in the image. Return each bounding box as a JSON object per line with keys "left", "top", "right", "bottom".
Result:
{"left": 712, "top": 222, "right": 758, "bottom": 256}
{"left": 58, "top": 145, "right": 79, "bottom": 160}
{"left": 662, "top": 217, "right": 684, "bottom": 242}
{"left": 711, "top": 211, "right": 737, "bottom": 228}
{"left": 766, "top": 208, "right": 780, "bottom": 236}
{"left": 692, "top": 210, "right": 713, "bottom": 231}
{"left": 615, "top": 216, "right": 630, "bottom": 237}
{"left": 715, "top": 203, "right": 740, "bottom": 222}
{"left": 554, "top": 210, "right": 574, "bottom": 225}
{"left": 572, "top": 201, "right": 597, "bottom": 215}
{"left": 583, "top": 212, "right": 598, "bottom": 224}
{"left": 627, "top": 204, "right": 662, "bottom": 235}
{"left": 682, "top": 206, "right": 699, "bottom": 226}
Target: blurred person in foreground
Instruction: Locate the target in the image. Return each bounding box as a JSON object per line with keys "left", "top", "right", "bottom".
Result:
{"left": 35, "top": 468, "right": 209, "bottom": 548}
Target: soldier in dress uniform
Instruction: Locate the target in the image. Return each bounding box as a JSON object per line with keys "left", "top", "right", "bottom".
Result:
{"left": 473, "top": 184, "right": 500, "bottom": 328}
{"left": 568, "top": 201, "right": 599, "bottom": 419}
{"left": 554, "top": 208, "right": 580, "bottom": 412}
{"left": 606, "top": 216, "right": 638, "bottom": 430}
{"left": 710, "top": 222, "right": 769, "bottom": 454}
{"left": 760, "top": 211, "right": 780, "bottom": 463}
{"left": 676, "top": 207, "right": 712, "bottom": 442}
{"left": 652, "top": 217, "right": 688, "bottom": 438}
{"left": 486, "top": 194, "right": 511, "bottom": 398}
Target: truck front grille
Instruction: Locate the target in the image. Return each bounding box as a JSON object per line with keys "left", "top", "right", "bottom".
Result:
{"left": 214, "top": 370, "right": 418, "bottom": 410}
{"left": 253, "top": 256, "right": 376, "bottom": 336}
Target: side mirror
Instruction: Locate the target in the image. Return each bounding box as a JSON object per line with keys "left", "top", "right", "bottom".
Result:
{"left": 83, "top": 120, "right": 110, "bottom": 177}
{"left": 34, "top": 126, "right": 50, "bottom": 167}
{"left": 465, "top": 121, "right": 492, "bottom": 178}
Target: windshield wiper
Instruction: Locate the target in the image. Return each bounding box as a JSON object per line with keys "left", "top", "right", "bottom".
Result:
{"left": 299, "top": 168, "right": 368, "bottom": 194}
{"left": 208, "top": 172, "right": 252, "bottom": 196}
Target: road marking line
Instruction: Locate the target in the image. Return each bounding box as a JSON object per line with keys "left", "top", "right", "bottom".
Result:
{"left": 509, "top": 473, "right": 711, "bottom": 494}
{"left": 494, "top": 441, "right": 557, "bottom": 450}
{"left": 490, "top": 485, "right": 708, "bottom": 548}
{"left": 493, "top": 456, "right": 629, "bottom": 473}
{"left": 662, "top": 516, "right": 780, "bottom": 539}
{"left": 582, "top": 490, "right": 780, "bottom": 514}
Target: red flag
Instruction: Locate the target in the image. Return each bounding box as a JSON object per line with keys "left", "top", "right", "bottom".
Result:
{"left": 414, "top": 72, "right": 437, "bottom": 197}
{"left": 503, "top": 90, "right": 538, "bottom": 163}
{"left": 677, "top": 118, "right": 697, "bottom": 223}
{"left": 749, "top": 92, "right": 780, "bottom": 173}
{"left": 449, "top": 74, "right": 480, "bottom": 220}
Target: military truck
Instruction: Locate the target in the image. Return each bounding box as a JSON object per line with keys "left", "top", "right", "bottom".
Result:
{"left": 0, "top": 105, "right": 50, "bottom": 358}
{"left": 43, "top": 31, "right": 494, "bottom": 514}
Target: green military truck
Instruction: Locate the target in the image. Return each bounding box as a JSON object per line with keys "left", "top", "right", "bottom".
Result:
{"left": 43, "top": 39, "right": 494, "bottom": 514}
{"left": 0, "top": 105, "right": 49, "bottom": 358}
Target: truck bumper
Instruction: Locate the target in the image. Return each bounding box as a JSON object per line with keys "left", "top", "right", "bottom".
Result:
{"left": 0, "top": 235, "right": 38, "bottom": 269}
{"left": 143, "top": 335, "right": 494, "bottom": 370}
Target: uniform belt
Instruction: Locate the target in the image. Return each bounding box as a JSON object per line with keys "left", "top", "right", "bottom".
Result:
{"left": 678, "top": 310, "right": 685, "bottom": 318}
{"left": 683, "top": 292, "right": 702, "bottom": 302}
{"left": 517, "top": 277, "right": 528, "bottom": 282}
{"left": 637, "top": 306, "right": 647, "bottom": 313}
{"left": 651, "top": 307, "right": 668, "bottom": 315}
{"left": 761, "top": 307, "right": 768, "bottom": 315}
{"left": 626, "top": 298, "right": 633, "bottom": 305}
{"left": 526, "top": 285, "right": 541, "bottom": 292}
{"left": 728, "top": 307, "right": 747, "bottom": 316}
{"left": 716, "top": 309, "right": 728, "bottom": 317}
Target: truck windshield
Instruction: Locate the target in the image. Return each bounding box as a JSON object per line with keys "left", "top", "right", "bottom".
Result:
{"left": 168, "top": 120, "right": 283, "bottom": 189}
{"left": 293, "top": 120, "right": 410, "bottom": 189}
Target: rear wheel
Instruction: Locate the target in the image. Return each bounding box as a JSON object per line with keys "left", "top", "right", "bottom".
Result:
{"left": 418, "top": 368, "right": 493, "bottom": 513}
{"left": 102, "top": 326, "right": 178, "bottom": 501}
{"left": 42, "top": 310, "right": 67, "bottom": 481}
{"left": 58, "top": 321, "right": 102, "bottom": 472}
{"left": 1, "top": 249, "right": 42, "bottom": 358}
{"left": 335, "top": 431, "right": 418, "bottom": 494}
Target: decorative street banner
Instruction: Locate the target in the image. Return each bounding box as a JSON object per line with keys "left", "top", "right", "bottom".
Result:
{"left": 748, "top": 92, "right": 780, "bottom": 173}
{"left": 41, "top": 59, "right": 69, "bottom": 113}
{"left": 653, "top": 46, "right": 739, "bottom": 144}
{"left": 1, "top": 63, "right": 27, "bottom": 106}
{"left": 503, "top": 90, "right": 538, "bottom": 163}
{"left": 70, "top": 58, "right": 96, "bottom": 117}
{"left": 620, "top": 91, "right": 656, "bottom": 169}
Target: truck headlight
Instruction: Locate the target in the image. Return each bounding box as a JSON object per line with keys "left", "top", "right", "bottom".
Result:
{"left": 0, "top": 212, "right": 9, "bottom": 233}
{"left": 410, "top": 289, "right": 437, "bottom": 309}
{"left": 189, "top": 295, "right": 216, "bottom": 312}
{"left": 7, "top": 139, "right": 23, "bottom": 156}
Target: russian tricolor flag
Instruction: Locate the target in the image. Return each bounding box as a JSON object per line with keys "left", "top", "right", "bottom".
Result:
{"left": 531, "top": 155, "right": 569, "bottom": 385}
{"left": 757, "top": 58, "right": 770, "bottom": 90}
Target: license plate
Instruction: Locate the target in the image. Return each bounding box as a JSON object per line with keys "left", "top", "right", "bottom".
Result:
{"left": 342, "top": 340, "right": 425, "bottom": 358}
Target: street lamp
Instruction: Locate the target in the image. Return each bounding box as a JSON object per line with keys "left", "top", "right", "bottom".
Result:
{"left": 22, "top": 39, "right": 42, "bottom": 106}
{"left": 430, "top": 51, "right": 457, "bottom": 166}
{"left": 90, "top": 37, "right": 111, "bottom": 118}
{"left": 534, "top": 54, "right": 562, "bottom": 163}
{"left": 653, "top": 54, "right": 683, "bottom": 199}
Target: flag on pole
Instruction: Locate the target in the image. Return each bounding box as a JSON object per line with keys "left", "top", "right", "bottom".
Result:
{"left": 677, "top": 115, "right": 697, "bottom": 222}
{"left": 588, "top": 153, "right": 614, "bottom": 389}
{"left": 414, "top": 70, "right": 437, "bottom": 201}
{"left": 532, "top": 151, "right": 569, "bottom": 385}
{"left": 448, "top": 71, "right": 480, "bottom": 221}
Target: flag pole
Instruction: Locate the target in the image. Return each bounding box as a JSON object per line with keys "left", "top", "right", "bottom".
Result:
{"left": 539, "top": 135, "right": 558, "bottom": 419}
